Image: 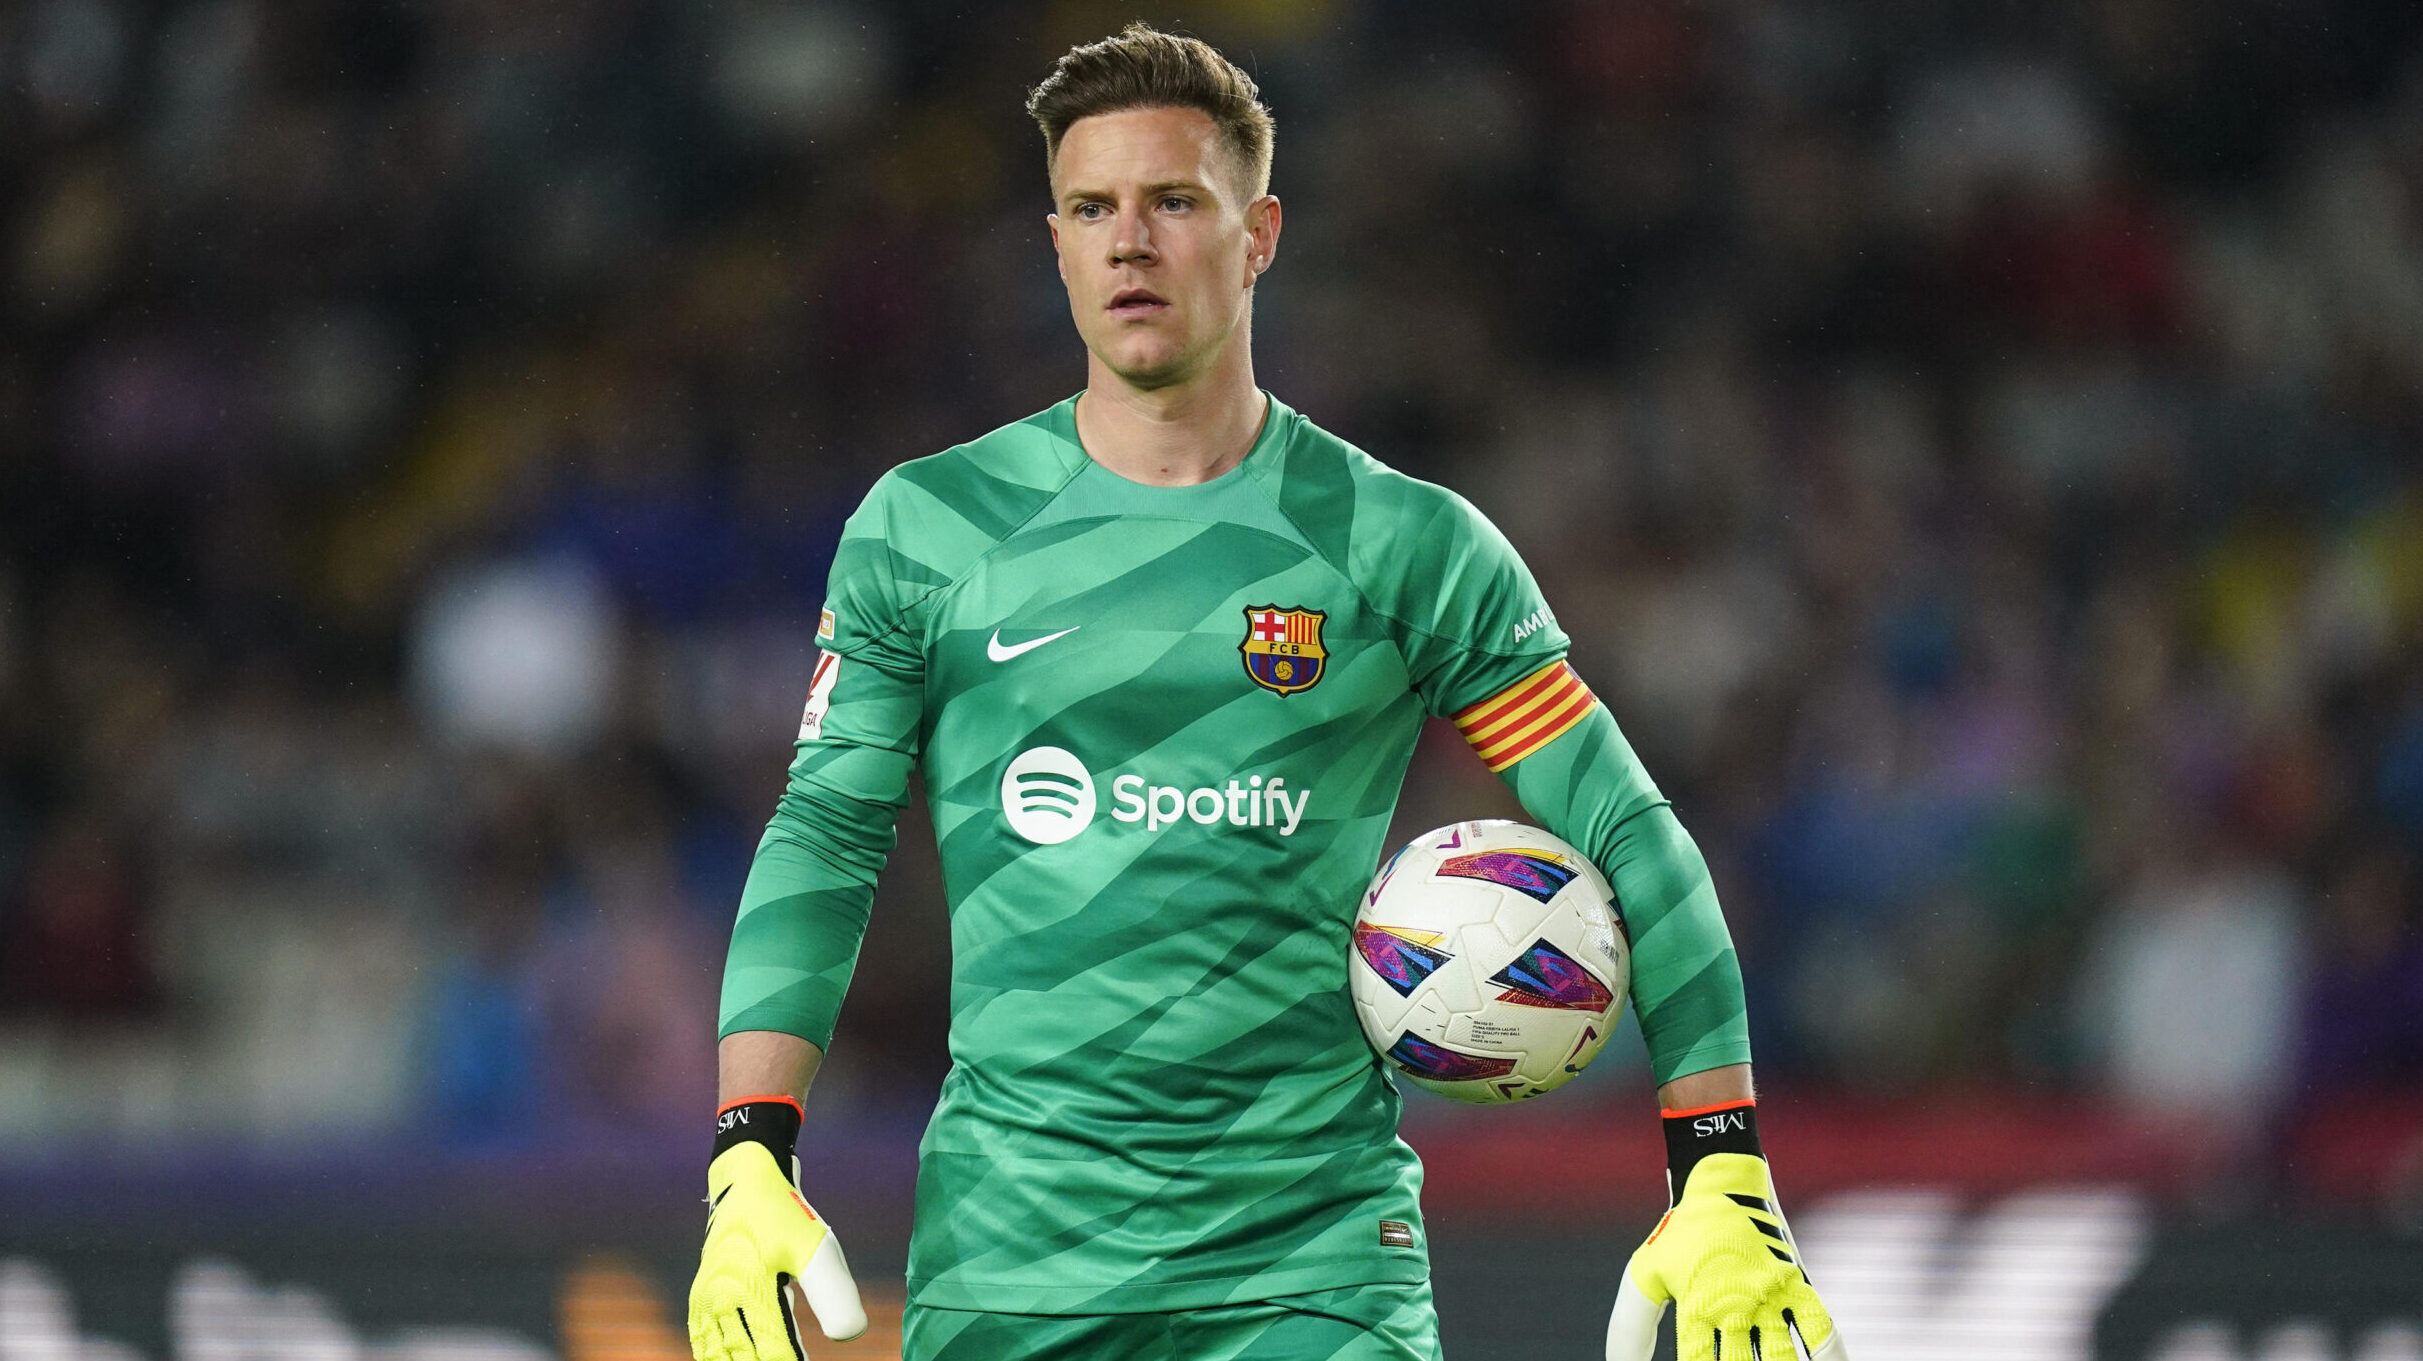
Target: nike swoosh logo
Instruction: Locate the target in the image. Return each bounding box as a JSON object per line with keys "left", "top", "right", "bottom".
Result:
{"left": 988, "top": 626, "right": 1079, "bottom": 662}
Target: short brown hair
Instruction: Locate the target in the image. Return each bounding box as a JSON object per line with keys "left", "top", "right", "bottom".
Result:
{"left": 1026, "top": 23, "right": 1276, "bottom": 199}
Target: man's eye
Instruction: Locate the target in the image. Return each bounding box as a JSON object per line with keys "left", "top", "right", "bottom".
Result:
{"left": 1076, "top": 203, "right": 1107, "bottom": 220}
{"left": 1160, "top": 197, "right": 1189, "bottom": 212}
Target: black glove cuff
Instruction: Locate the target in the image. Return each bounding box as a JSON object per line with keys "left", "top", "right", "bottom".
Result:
{"left": 713, "top": 1097, "right": 803, "bottom": 1173}
{"left": 1662, "top": 1099, "right": 1762, "bottom": 1195}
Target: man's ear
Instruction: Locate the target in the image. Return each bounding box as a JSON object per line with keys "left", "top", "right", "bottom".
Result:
{"left": 1047, "top": 213, "right": 1064, "bottom": 281}
{"left": 1244, "top": 194, "right": 1282, "bottom": 285}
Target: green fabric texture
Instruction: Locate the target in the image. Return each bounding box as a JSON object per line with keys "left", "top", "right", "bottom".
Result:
{"left": 717, "top": 393, "right": 1750, "bottom": 1313}
{"left": 1494, "top": 705, "right": 1752, "bottom": 1082}
{"left": 901, "top": 1280, "right": 1441, "bottom": 1361}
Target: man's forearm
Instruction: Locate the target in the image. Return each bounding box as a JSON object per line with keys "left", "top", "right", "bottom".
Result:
{"left": 720, "top": 1029, "right": 825, "bottom": 1104}
{"left": 1494, "top": 701, "right": 1753, "bottom": 1082}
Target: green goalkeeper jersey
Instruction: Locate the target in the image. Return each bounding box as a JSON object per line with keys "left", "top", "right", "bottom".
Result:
{"left": 719, "top": 393, "right": 1750, "bottom": 1314}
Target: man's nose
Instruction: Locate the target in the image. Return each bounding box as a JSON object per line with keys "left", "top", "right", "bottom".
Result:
{"left": 1111, "top": 211, "right": 1155, "bottom": 265}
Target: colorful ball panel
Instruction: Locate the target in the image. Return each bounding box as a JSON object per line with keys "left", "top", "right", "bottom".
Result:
{"left": 1348, "top": 820, "right": 1630, "bottom": 1104}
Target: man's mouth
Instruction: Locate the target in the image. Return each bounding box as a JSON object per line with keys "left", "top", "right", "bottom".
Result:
{"left": 1108, "top": 288, "right": 1169, "bottom": 319}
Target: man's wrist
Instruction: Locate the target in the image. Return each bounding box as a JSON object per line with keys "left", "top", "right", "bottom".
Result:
{"left": 1661, "top": 1097, "right": 1761, "bottom": 1197}
{"left": 1655, "top": 1060, "right": 1754, "bottom": 1112}
{"left": 713, "top": 1094, "right": 804, "bottom": 1173}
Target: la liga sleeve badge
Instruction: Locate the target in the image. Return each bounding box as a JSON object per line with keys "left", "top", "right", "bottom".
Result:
{"left": 1240, "top": 605, "right": 1328, "bottom": 696}
{"left": 798, "top": 649, "right": 841, "bottom": 740}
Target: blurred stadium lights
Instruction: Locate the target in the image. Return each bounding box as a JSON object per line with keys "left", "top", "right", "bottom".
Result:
{"left": 171, "top": 1262, "right": 554, "bottom": 1361}
{"left": 1795, "top": 1188, "right": 2149, "bottom": 1361}
{"left": 1, "top": 1261, "right": 139, "bottom": 1361}
{"left": 2148, "top": 1321, "right": 2423, "bottom": 1361}
{"left": 0, "top": 1259, "right": 561, "bottom": 1361}
{"left": 410, "top": 555, "right": 620, "bottom": 754}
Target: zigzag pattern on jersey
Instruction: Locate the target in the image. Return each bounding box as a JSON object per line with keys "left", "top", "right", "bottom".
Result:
{"left": 889, "top": 460, "right": 1438, "bottom": 1306}
{"left": 726, "top": 394, "right": 1749, "bottom": 1314}
{"left": 1451, "top": 660, "right": 1597, "bottom": 770}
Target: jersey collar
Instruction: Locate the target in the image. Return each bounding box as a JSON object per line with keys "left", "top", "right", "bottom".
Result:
{"left": 1041, "top": 390, "right": 1298, "bottom": 491}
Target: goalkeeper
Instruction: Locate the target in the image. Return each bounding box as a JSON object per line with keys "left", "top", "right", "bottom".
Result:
{"left": 689, "top": 23, "right": 1848, "bottom": 1361}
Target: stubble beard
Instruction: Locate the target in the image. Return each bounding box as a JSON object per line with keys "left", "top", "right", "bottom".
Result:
{"left": 1093, "top": 301, "right": 1247, "bottom": 394}
{"left": 1094, "top": 324, "right": 1200, "bottom": 392}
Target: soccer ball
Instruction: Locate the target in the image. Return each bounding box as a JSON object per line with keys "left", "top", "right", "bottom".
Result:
{"left": 1349, "top": 820, "right": 1630, "bottom": 1103}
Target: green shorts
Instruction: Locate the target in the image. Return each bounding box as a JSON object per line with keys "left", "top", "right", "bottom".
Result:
{"left": 901, "top": 1280, "right": 1442, "bottom": 1361}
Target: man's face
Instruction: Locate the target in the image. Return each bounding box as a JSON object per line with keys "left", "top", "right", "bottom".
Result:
{"left": 1048, "top": 106, "right": 1278, "bottom": 391}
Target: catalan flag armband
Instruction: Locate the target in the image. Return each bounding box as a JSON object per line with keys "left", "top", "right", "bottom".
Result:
{"left": 1451, "top": 661, "right": 1598, "bottom": 772}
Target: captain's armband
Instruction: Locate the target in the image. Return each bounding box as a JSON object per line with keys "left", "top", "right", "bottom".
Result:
{"left": 1451, "top": 661, "right": 1597, "bottom": 772}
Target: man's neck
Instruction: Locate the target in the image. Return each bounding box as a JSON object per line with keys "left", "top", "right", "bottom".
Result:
{"left": 1074, "top": 359, "right": 1269, "bottom": 488}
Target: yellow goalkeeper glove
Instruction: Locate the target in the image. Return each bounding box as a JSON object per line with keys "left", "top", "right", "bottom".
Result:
{"left": 689, "top": 1098, "right": 867, "bottom": 1361}
{"left": 1606, "top": 1100, "right": 1849, "bottom": 1361}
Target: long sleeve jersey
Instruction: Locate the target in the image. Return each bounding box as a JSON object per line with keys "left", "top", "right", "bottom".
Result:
{"left": 719, "top": 393, "right": 1749, "bottom": 1314}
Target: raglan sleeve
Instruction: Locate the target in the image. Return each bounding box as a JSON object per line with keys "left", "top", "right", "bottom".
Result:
{"left": 716, "top": 475, "right": 927, "bottom": 1050}
{"left": 1396, "top": 491, "right": 1752, "bottom": 1085}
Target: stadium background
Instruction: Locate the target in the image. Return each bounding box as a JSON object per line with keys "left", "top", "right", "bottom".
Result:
{"left": 4, "top": 0, "right": 2422, "bottom": 1357}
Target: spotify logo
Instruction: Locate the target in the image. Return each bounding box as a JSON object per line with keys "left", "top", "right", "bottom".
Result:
{"left": 1000, "top": 747, "right": 1315, "bottom": 845}
{"left": 1000, "top": 746, "right": 1097, "bottom": 845}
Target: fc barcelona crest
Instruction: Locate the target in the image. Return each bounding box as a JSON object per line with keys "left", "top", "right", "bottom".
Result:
{"left": 1241, "top": 605, "right": 1328, "bottom": 696}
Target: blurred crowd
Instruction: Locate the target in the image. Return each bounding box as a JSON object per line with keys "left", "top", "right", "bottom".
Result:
{"left": 1, "top": 0, "right": 2420, "bottom": 1175}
